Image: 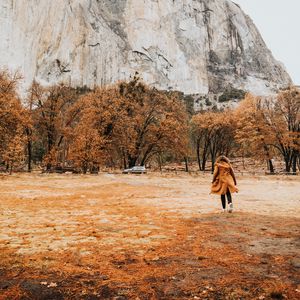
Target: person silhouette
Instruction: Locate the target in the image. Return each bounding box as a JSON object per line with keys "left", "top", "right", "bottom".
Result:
{"left": 211, "top": 156, "right": 238, "bottom": 212}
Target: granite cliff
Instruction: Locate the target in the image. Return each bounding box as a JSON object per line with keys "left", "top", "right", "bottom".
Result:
{"left": 0, "top": 0, "right": 292, "bottom": 97}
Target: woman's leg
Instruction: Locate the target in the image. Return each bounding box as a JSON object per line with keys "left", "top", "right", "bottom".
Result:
{"left": 226, "top": 189, "right": 233, "bottom": 212}
{"left": 221, "top": 194, "right": 226, "bottom": 209}
{"left": 226, "top": 189, "right": 232, "bottom": 204}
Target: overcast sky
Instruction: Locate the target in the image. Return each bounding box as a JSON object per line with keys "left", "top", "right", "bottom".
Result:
{"left": 233, "top": 0, "right": 300, "bottom": 85}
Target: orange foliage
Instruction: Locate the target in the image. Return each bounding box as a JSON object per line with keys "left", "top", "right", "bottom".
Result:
{"left": 68, "top": 77, "right": 189, "bottom": 171}
{"left": 0, "top": 70, "right": 28, "bottom": 172}
{"left": 191, "top": 110, "right": 236, "bottom": 171}
{"left": 1, "top": 67, "right": 299, "bottom": 173}
{"left": 236, "top": 89, "right": 300, "bottom": 173}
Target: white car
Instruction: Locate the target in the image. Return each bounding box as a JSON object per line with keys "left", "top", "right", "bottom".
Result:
{"left": 122, "top": 166, "right": 147, "bottom": 174}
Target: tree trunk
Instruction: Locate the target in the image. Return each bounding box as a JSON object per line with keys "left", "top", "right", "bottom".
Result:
{"left": 292, "top": 154, "right": 297, "bottom": 173}
{"left": 140, "top": 157, "right": 146, "bottom": 167}
{"left": 158, "top": 154, "right": 162, "bottom": 172}
{"left": 82, "top": 162, "right": 88, "bottom": 174}
{"left": 211, "top": 157, "right": 215, "bottom": 174}
{"left": 268, "top": 159, "right": 274, "bottom": 173}
{"left": 27, "top": 140, "right": 32, "bottom": 172}
{"left": 210, "top": 146, "right": 217, "bottom": 174}
{"left": 122, "top": 150, "right": 127, "bottom": 169}
{"left": 196, "top": 140, "right": 201, "bottom": 171}
{"left": 284, "top": 154, "right": 293, "bottom": 173}
{"left": 140, "top": 144, "right": 155, "bottom": 167}
{"left": 26, "top": 127, "right": 32, "bottom": 172}
{"left": 284, "top": 157, "right": 291, "bottom": 173}
{"left": 46, "top": 163, "right": 51, "bottom": 171}
{"left": 209, "top": 137, "right": 217, "bottom": 174}
{"left": 128, "top": 155, "right": 137, "bottom": 168}
{"left": 201, "top": 147, "right": 208, "bottom": 172}
{"left": 184, "top": 157, "right": 189, "bottom": 172}
{"left": 263, "top": 144, "right": 274, "bottom": 173}
{"left": 46, "top": 137, "right": 54, "bottom": 171}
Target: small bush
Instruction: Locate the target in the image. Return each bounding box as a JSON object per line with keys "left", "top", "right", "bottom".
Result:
{"left": 219, "top": 87, "right": 246, "bottom": 102}
{"left": 205, "top": 98, "right": 212, "bottom": 106}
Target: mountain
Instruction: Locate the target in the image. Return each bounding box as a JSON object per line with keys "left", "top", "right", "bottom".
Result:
{"left": 0, "top": 0, "right": 292, "bottom": 96}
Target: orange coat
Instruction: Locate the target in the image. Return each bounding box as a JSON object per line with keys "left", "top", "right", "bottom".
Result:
{"left": 210, "top": 162, "right": 238, "bottom": 195}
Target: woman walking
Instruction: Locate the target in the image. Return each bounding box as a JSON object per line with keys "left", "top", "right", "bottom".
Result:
{"left": 211, "top": 156, "right": 238, "bottom": 212}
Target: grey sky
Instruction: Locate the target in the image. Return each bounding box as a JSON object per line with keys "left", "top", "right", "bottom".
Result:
{"left": 233, "top": 0, "right": 300, "bottom": 85}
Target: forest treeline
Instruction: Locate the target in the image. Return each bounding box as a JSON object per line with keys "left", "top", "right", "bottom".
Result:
{"left": 0, "top": 70, "right": 299, "bottom": 174}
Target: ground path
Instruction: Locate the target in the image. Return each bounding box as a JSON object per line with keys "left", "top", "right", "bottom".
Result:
{"left": 0, "top": 173, "right": 299, "bottom": 299}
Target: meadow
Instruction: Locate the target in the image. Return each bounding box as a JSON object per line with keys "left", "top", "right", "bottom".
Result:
{"left": 0, "top": 173, "right": 299, "bottom": 299}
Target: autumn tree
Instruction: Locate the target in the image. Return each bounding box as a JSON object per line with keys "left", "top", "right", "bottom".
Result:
{"left": 28, "top": 82, "right": 82, "bottom": 170}
{"left": 235, "top": 89, "right": 300, "bottom": 173}
{"left": 278, "top": 87, "right": 300, "bottom": 172}
{"left": 191, "top": 110, "right": 236, "bottom": 172}
{"left": 0, "top": 70, "right": 28, "bottom": 173}
{"left": 209, "top": 111, "right": 236, "bottom": 171}
{"left": 235, "top": 94, "right": 276, "bottom": 173}
{"left": 191, "top": 112, "right": 214, "bottom": 171}
{"left": 262, "top": 87, "right": 300, "bottom": 172}
{"left": 3, "top": 126, "right": 26, "bottom": 174}
{"left": 69, "top": 77, "right": 189, "bottom": 171}
{"left": 68, "top": 125, "right": 105, "bottom": 173}
{"left": 115, "top": 78, "right": 189, "bottom": 168}
{"left": 67, "top": 88, "right": 118, "bottom": 172}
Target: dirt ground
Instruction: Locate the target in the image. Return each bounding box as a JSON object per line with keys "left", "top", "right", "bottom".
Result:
{"left": 0, "top": 172, "right": 299, "bottom": 299}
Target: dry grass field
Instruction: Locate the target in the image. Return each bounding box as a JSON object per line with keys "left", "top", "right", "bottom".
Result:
{"left": 0, "top": 172, "right": 299, "bottom": 299}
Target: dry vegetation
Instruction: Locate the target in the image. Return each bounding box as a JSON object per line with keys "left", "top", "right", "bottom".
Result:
{"left": 0, "top": 173, "right": 299, "bottom": 299}
{"left": 0, "top": 69, "right": 299, "bottom": 175}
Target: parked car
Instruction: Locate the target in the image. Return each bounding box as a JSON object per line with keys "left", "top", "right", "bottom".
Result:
{"left": 122, "top": 166, "right": 147, "bottom": 174}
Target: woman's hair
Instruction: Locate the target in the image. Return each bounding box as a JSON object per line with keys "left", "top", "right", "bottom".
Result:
{"left": 216, "top": 155, "right": 230, "bottom": 164}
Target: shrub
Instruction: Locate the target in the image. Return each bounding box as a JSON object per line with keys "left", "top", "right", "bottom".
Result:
{"left": 219, "top": 87, "right": 246, "bottom": 102}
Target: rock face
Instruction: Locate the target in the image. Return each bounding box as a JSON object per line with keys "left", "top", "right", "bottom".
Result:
{"left": 0, "top": 0, "right": 292, "bottom": 95}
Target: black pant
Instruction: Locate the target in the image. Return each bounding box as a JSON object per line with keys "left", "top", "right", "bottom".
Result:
{"left": 221, "top": 189, "right": 232, "bottom": 209}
